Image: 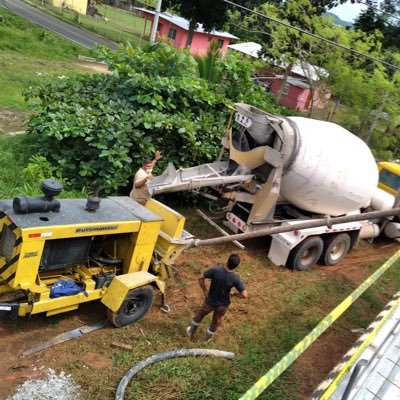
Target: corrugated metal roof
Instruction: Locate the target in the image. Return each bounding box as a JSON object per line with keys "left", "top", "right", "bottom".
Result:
{"left": 228, "top": 41, "right": 262, "bottom": 58}
{"left": 290, "top": 62, "right": 329, "bottom": 81}
{"left": 135, "top": 7, "right": 238, "bottom": 39}
{"left": 286, "top": 77, "right": 310, "bottom": 89}
{"left": 228, "top": 42, "right": 329, "bottom": 81}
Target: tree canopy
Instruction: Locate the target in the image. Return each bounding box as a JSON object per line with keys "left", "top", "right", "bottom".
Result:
{"left": 225, "top": 0, "right": 400, "bottom": 160}
{"left": 354, "top": 0, "right": 400, "bottom": 51}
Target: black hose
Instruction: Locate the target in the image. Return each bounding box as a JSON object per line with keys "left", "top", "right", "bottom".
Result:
{"left": 92, "top": 256, "right": 123, "bottom": 266}
{"left": 115, "top": 348, "right": 235, "bottom": 400}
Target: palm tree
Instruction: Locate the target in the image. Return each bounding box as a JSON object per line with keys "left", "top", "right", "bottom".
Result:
{"left": 195, "top": 39, "right": 223, "bottom": 83}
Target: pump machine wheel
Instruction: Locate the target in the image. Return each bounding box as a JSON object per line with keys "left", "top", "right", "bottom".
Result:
{"left": 107, "top": 286, "right": 154, "bottom": 328}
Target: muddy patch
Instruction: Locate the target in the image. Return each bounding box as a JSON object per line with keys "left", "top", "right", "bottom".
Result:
{"left": 0, "top": 107, "right": 30, "bottom": 134}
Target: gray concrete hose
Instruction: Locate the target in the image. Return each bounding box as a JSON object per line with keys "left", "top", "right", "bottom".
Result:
{"left": 115, "top": 348, "right": 235, "bottom": 400}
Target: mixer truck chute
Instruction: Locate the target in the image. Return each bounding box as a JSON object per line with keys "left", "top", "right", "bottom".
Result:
{"left": 149, "top": 103, "right": 400, "bottom": 271}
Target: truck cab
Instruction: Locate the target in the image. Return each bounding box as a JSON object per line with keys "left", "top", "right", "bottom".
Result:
{"left": 378, "top": 162, "right": 400, "bottom": 196}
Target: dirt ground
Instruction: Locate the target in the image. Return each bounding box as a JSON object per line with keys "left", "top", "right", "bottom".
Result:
{"left": 75, "top": 61, "right": 111, "bottom": 75}
{"left": 0, "top": 107, "right": 30, "bottom": 134}
{"left": 0, "top": 240, "right": 398, "bottom": 399}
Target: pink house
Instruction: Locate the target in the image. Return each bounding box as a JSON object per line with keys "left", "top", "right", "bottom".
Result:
{"left": 228, "top": 42, "right": 331, "bottom": 112}
{"left": 269, "top": 78, "right": 331, "bottom": 112}
{"left": 135, "top": 8, "right": 238, "bottom": 55}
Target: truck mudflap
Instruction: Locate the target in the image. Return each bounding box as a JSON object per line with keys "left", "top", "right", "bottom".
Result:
{"left": 268, "top": 221, "right": 363, "bottom": 266}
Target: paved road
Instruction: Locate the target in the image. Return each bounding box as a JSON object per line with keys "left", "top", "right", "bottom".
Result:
{"left": 1, "top": 0, "right": 118, "bottom": 49}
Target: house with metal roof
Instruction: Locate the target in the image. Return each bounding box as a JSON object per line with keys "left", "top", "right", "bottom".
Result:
{"left": 135, "top": 7, "right": 238, "bottom": 55}
{"left": 229, "top": 42, "right": 331, "bottom": 112}
{"left": 267, "top": 76, "right": 330, "bottom": 112}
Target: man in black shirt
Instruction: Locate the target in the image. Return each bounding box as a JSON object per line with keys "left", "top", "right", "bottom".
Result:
{"left": 186, "top": 254, "right": 248, "bottom": 343}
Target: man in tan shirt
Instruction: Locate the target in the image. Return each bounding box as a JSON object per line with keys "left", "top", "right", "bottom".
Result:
{"left": 130, "top": 151, "right": 162, "bottom": 205}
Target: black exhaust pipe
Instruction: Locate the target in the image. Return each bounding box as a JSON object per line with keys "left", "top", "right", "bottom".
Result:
{"left": 13, "top": 179, "right": 63, "bottom": 214}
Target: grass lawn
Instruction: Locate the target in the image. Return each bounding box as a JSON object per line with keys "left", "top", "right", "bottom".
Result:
{"left": 26, "top": 0, "right": 151, "bottom": 45}
{"left": 53, "top": 227, "right": 400, "bottom": 400}
{"left": 98, "top": 3, "right": 151, "bottom": 37}
{"left": 0, "top": 8, "right": 93, "bottom": 109}
{"left": 1, "top": 154, "right": 399, "bottom": 400}
{"left": 0, "top": 134, "right": 87, "bottom": 197}
{"left": 0, "top": 53, "right": 93, "bottom": 110}
{"left": 2, "top": 131, "right": 400, "bottom": 399}
{"left": 0, "top": 135, "right": 32, "bottom": 197}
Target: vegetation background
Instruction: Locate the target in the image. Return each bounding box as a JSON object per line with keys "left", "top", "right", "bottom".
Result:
{"left": 1, "top": 2, "right": 400, "bottom": 399}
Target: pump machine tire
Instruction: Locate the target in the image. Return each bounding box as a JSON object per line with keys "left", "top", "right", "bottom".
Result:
{"left": 107, "top": 286, "right": 154, "bottom": 328}
{"left": 287, "top": 236, "right": 324, "bottom": 271}
{"left": 321, "top": 233, "right": 351, "bottom": 266}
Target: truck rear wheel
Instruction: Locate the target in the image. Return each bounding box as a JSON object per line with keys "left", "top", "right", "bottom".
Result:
{"left": 321, "top": 233, "right": 351, "bottom": 266}
{"left": 108, "top": 286, "right": 154, "bottom": 328}
{"left": 287, "top": 236, "right": 324, "bottom": 271}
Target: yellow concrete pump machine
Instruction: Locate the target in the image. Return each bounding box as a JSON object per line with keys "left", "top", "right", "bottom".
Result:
{"left": 0, "top": 180, "right": 191, "bottom": 327}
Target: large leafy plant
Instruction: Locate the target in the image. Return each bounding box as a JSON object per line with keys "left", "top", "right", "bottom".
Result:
{"left": 25, "top": 43, "right": 287, "bottom": 194}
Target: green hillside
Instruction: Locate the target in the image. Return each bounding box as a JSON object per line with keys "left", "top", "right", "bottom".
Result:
{"left": 324, "top": 11, "right": 353, "bottom": 28}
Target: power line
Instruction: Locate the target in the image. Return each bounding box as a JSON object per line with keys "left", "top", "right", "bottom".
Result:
{"left": 223, "top": 0, "right": 400, "bottom": 71}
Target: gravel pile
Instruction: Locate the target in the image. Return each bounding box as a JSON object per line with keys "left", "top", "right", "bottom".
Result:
{"left": 7, "top": 369, "right": 81, "bottom": 400}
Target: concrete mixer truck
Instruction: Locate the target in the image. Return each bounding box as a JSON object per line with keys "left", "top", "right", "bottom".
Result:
{"left": 148, "top": 103, "right": 400, "bottom": 271}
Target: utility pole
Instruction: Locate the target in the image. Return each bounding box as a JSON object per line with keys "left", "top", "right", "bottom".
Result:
{"left": 149, "top": 0, "right": 162, "bottom": 44}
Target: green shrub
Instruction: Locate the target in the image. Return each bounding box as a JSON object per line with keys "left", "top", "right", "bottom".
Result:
{"left": 25, "top": 43, "right": 288, "bottom": 194}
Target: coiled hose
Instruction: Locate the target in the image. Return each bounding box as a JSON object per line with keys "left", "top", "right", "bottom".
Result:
{"left": 115, "top": 348, "right": 235, "bottom": 400}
